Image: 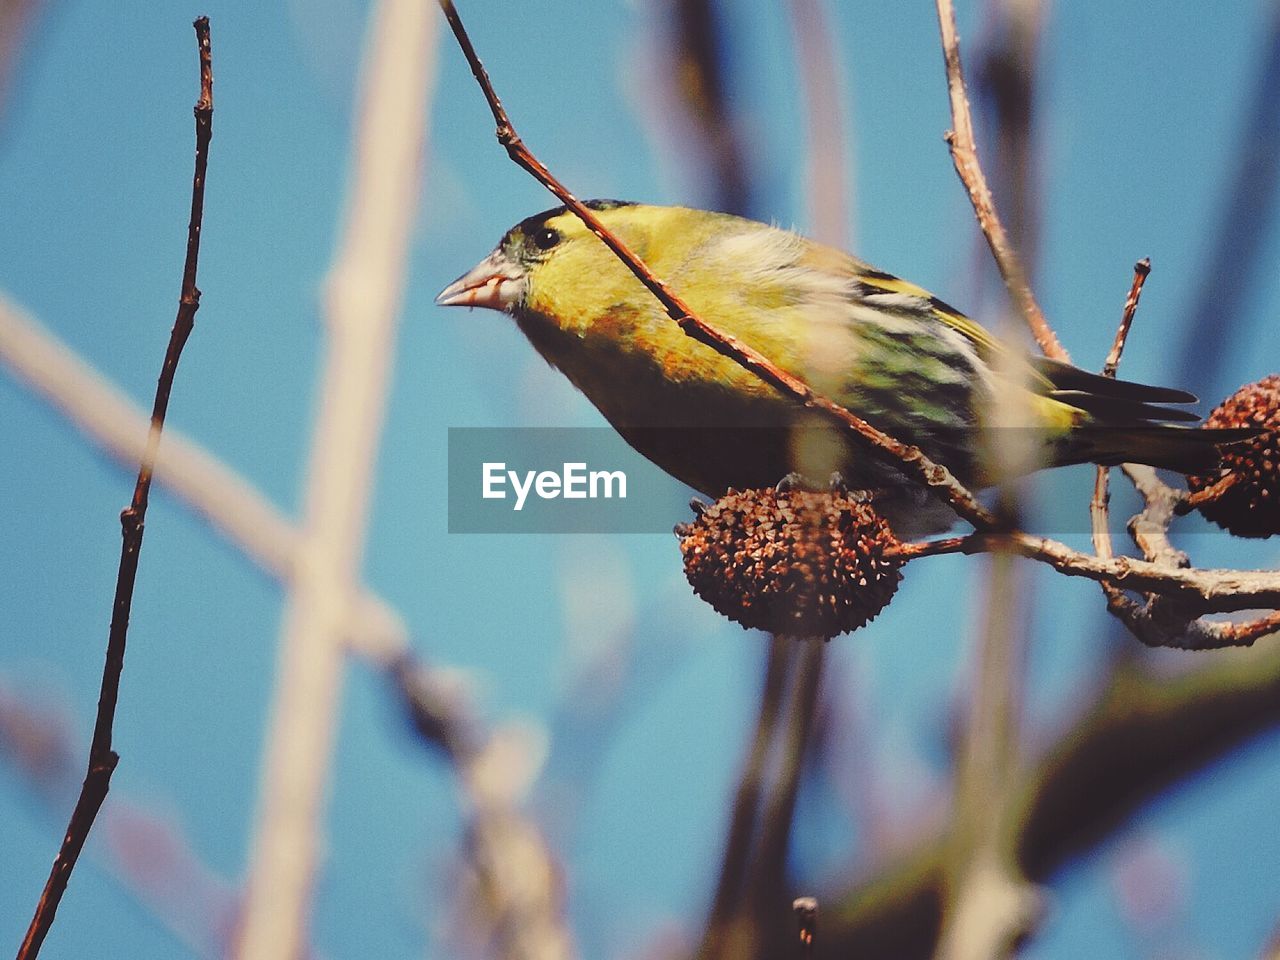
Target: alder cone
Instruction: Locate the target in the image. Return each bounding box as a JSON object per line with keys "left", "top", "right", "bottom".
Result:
{"left": 1188, "top": 375, "right": 1280, "bottom": 538}
{"left": 677, "top": 487, "right": 903, "bottom": 639}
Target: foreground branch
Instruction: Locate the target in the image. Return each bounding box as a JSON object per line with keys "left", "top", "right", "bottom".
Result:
{"left": 16, "top": 20, "right": 213, "bottom": 958}
{"left": 234, "top": 3, "right": 435, "bottom": 957}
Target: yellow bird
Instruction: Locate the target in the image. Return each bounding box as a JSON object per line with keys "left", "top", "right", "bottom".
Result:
{"left": 438, "top": 201, "right": 1235, "bottom": 529}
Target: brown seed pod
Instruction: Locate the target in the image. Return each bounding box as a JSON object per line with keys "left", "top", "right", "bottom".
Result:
{"left": 676, "top": 487, "right": 904, "bottom": 639}
{"left": 1187, "top": 375, "right": 1280, "bottom": 538}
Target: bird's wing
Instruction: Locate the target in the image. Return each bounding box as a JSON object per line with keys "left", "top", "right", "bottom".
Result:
{"left": 841, "top": 262, "right": 1200, "bottom": 423}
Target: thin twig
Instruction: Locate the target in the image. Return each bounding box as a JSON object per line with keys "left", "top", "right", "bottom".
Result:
{"left": 1177, "top": 472, "right": 1240, "bottom": 514}
{"left": 234, "top": 3, "right": 436, "bottom": 957}
{"left": 1102, "top": 258, "right": 1151, "bottom": 377}
{"left": 668, "top": 0, "right": 754, "bottom": 217}
{"left": 1092, "top": 260, "right": 1153, "bottom": 613}
{"left": 16, "top": 20, "right": 213, "bottom": 959}
{"left": 934, "top": 0, "right": 1065, "bottom": 361}
{"left": 436, "top": 0, "right": 998, "bottom": 532}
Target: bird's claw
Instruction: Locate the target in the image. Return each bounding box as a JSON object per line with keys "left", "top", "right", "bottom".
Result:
{"left": 775, "top": 472, "right": 808, "bottom": 493}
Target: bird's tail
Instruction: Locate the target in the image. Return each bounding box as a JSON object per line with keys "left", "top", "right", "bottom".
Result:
{"left": 1032, "top": 358, "right": 1257, "bottom": 474}
{"left": 1063, "top": 424, "right": 1256, "bottom": 474}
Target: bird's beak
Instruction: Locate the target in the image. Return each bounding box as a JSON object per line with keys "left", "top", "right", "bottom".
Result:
{"left": 435, "top": 249, "right": 527, "bottom": 311}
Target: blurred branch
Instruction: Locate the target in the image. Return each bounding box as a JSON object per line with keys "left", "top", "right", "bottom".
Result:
{"left": 394, "top": 656, "right": 576, "bottom": 960}
{"left": 16, "top": 20, "right": 213, "bottom": 958}
{"left": 936, "top": 550, "right": 1041, "bottom": 960}
{"left": 0, "top": 155, "right": 574, "bottom": 960}
{"left": 704, "top": 637, "right": 793, "bottom": 953}
{"left": 975, "top": 0, "right": 1044, "bottom": 271}
{"left": 234, "top": 2, "right": 436, "bottom": 957}
{"left": 825, "top": 644, "right": 1280, "bottom": 958}
{"left": 745, "top": 640, "right": 826, "bottom": 950}
{"left": 0, "top": 12, "right": 571, "bottom": 957}
{"left": 0, "top": 0, "right": 43, "bottom": 123}
{"left": 786, "top": 0, "right": 850, "bottom": 247}
{"left": 698, "top": 638, "right": 826, "bottom": 960}
{"left": 940, "top": 7, "right": 1045, "bottom": 946}
{"left": 670, "top": 0, "right": 753, "bottom": 217}
{"left": 0, "top": 283, "right": 592, "bottom": 960}
{"left": 0, "top": 295, "right": 407, "bottom": 663}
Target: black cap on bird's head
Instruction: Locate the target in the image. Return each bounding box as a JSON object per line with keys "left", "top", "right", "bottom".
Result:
{"left": 435, "top": 199, "right": 634, "bottom": 311}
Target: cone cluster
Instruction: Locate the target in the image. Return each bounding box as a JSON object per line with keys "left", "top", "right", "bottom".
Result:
{"left": 677, "top": 487, "right": 903, "bottom": 639}
{"left": 1189, "top": 375, "right": 1280, "bottom": 539}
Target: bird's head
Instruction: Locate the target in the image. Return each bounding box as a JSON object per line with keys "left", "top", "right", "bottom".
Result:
{"left": 435, "top": 199, "right": 641, "bottom": 315}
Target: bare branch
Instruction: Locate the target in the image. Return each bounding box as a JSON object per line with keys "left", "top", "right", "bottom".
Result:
{"left": 1102, "top": 258, "right": 1151, "bottom": 377}
{"left": 17, "top": 20, "right": 213, "bottom": 957}
{"left": 934, "top": 0, "right": 1065, "bottom": 360}
{"left": 1092, "top": 261, "right": 1155, "bottom": 616}
{"left": 900, "top": 531, "right": 1280, "bottom": 616}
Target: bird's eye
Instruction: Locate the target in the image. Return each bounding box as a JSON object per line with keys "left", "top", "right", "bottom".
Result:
{"left": 532, "top": 227, "right": 561, "bottom": 251}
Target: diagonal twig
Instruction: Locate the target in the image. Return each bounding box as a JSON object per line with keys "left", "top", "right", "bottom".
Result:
{"left": 1091, "top": 260, "right": 1153, "bottom": 596}
{"left": 16, "top": 18, "right": 214, "bottom": 959}
{"left": 934, "top": 0, "right": 1064, "bottom": 361}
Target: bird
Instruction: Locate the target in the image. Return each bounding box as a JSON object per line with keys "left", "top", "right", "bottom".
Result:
{"left": 437, "top": 200, "right": 1242, "bottom": 532}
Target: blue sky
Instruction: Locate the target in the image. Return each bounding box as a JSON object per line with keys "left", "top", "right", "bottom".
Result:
{"left": 2, "top": 1, "right": 1279, "bottom": 958}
